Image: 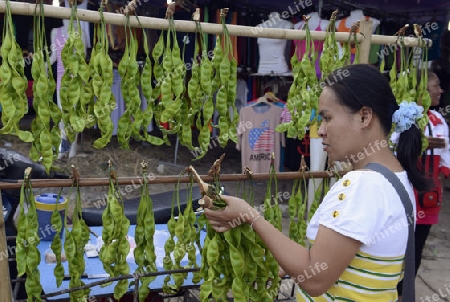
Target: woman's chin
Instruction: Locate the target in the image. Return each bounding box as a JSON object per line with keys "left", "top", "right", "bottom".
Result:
{"left": 327, "top": 154, "right": 338, "bottom": 164}
{"left": 431, "top": 98, "right": 440, "bottom": 107}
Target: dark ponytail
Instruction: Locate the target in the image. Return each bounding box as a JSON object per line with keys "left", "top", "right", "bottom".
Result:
{"left": 324, "top": 64, "right": 430, "bottom": 190}
{"left": 396, "top": 125, "right": 430, "bottom": 191}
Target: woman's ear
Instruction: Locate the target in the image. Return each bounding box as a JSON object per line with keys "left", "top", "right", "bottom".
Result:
{"left": 359, "top": 106, "right": 373, "bottom": 128}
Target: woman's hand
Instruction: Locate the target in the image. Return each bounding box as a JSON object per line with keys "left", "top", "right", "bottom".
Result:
{"left": 203, "top": 195, "right": 259, "bottom": 232}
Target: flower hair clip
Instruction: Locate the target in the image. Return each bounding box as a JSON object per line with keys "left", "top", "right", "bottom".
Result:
{"left": 392, "top": 101, "right": 424, "bottom": 133}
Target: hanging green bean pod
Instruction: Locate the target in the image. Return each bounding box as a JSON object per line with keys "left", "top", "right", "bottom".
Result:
{"left": 276, "top": 16, "right": 319, "bottom": 140}
{"left": 98, "top": 163, "right": 130, "bottom": 300}
{"left": 0, "top": 0, "right": 33, "bottom": 142}
{"left": 92, "top": 4, "right": 116, "bottom": 149}
{"left": 137, "top": 18, "right": 165, "bottom": 146}
{"left": 29, "top": 1, "right": 61, "bottom": 172}
{"left": 50, "top": 189, "right": 65, "bottom": 287}
{"left": 133, "top": 162, "right": 157, "bottom": 301}
{"left": 63, "top": 167, "right": 91, "bottom": 301}
{"left": 59, "top": 3, "right": 91, "bottom": 143}
{"left": 15, "top": 167, "right": 43, "bottom": 302}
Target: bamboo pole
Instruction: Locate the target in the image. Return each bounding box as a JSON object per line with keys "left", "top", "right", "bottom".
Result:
{"left": 0, "top": 1, "right": 420, "bottom": 47}
{"left": 0, "top": 171, "right": 343, "bottom": 190}
{"left": 0, "top": 1, "right": 356, "bottom": 42}
{"left": 371, "top": 34, "right": 432, "bottom": 48}
{"left": 0, "top": 191, "right": 13, "bottom": 302}
{"left": 358, "top": 19, "right": 374, "bottom": 64}
{"left": 0, "top": 2, "right": 432, "bottom": 47}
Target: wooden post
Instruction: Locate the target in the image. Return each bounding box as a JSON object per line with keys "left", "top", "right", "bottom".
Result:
{"left": 0, "top": 191, "right": 13, "bottom": 302}
{"left": 358, "top": 19, "right": 374, "bottom": 64}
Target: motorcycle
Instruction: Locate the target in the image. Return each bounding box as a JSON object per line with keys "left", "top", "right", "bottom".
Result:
{"left": 0, "top": 148, "right": 204, "bottom": 301}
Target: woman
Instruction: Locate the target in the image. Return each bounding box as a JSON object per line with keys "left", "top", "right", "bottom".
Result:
{"left": 397, "top": 71, "right": 449, "bottom": 298}
{"left": 204, "top": 64, "right": 429, "bottom": 300}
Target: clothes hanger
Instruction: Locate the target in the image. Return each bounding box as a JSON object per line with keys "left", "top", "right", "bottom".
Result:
{"left": 251, "top": 96, "right": 271, "bottom": 107}
{"left": 264, "top": 91, "right": 280, "bottom": 102}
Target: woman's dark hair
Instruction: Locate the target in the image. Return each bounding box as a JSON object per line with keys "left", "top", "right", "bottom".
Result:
{"left": 323, "top": 64, "right": 429, "bottom": 191}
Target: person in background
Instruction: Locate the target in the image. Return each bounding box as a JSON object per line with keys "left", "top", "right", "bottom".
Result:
{"left": 431, "top": 30, "right": 450, "bottom": 117}
{"left": 396, "top": 70, "right": 450, "bottom": 299}
{"left": 204, "top": 64, "right": 428, "bottom": 301}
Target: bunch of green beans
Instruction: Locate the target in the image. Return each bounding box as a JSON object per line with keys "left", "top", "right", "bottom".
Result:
{"left": 287, "top": 173, "right": 306, "bottom": 245}
{"left": 320, "top": 11, "right": 343, "bottom": 79}
{"left": 98, "top": 164, "right": 130, "bottom": 300}
{"left": 64, "top": 177, "right": 91, "bottom": 301}
{"left": 186, "top": 21, "right": 215, "bottom": 159}
{"left": 198, "top": 159, "right": 282, "bottom": 301}
{"left": 0, "top": 0, "right": 33, "bottom": 143}
{"left": 215, "top": 14, "right": 239, "bottom": 148}
{"left": 162, "top": 175, "right": 200, "bottom": 293}
{"left": 137, "top": 19, "right": 165, "bottom": 146}
{"left": 159, "top": 19, "right": 185, "bottom": 125}
{"left": 276, "top": 17, "right": 319, "bottom": 140}
{"left": 117, "top": 15, "right": 140, "bottom": 149}
{"left": 50, "top": 189, "right": 65, "bottom": 287}
{"left": 288, "top": 158, "right": 329, "bottom": 246}
{"left": 29, "top": 2, "right": 61, "bottom": 173}
{"left": 133, "top": 163, "right": 157, "bottom": 301}
{"left": 91, "top": 4, "right": 116, "bottom": 149}
{"left": 384, "top": 32, "right": 430, "bottom": 151}
{"left": 15, "top": 168, "right": 43, "bottom": 302}
{"left": 151, "top": 17, "right": 186, "bottom": 146}
{"left": 59, "top": 3, "right": 91, "bottom": 143}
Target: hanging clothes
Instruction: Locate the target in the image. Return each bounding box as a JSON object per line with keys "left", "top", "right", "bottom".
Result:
{"left": 237, "top": 102, "right": 283, "bottom": 173}
{"left": 236, "top": 79, "right": 249, "bottom": 114}
{"left": 110, "top": 69, "right": 126, "bottom": 136}
{"left": 257, "top": 37, "right": 291, "bottom": 74}
{"left": 256, "top": 13, "right": 292, "bottom": 74}
{"left": 55, "top": 27, "right": 66, "bottom": 92}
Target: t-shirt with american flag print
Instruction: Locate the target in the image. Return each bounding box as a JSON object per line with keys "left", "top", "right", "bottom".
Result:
{"left": 237, "top": 103, "right": 283, "bottom": 173}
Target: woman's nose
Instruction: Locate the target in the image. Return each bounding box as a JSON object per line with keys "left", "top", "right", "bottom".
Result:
{"left": 318, "top": 124, "right": 325, "bottom": 137}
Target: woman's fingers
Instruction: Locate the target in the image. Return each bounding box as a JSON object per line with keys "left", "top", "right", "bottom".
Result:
{"left": 211, "top": 224, "right": 231, "bottom": 232}
{"left": 203, "top": 195, "right": 256, "bottom": 229}
{"left": 218, "top": 194, "right": 232, "bottom": 204}
{"left": 203, "top": 207, "right": 225, "bottom": 220}
{"left": 208, "top": 219, "right": 221, "bottom": 228}
{"left": 206, "top": 217, "right": 233, "bottom": 233}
